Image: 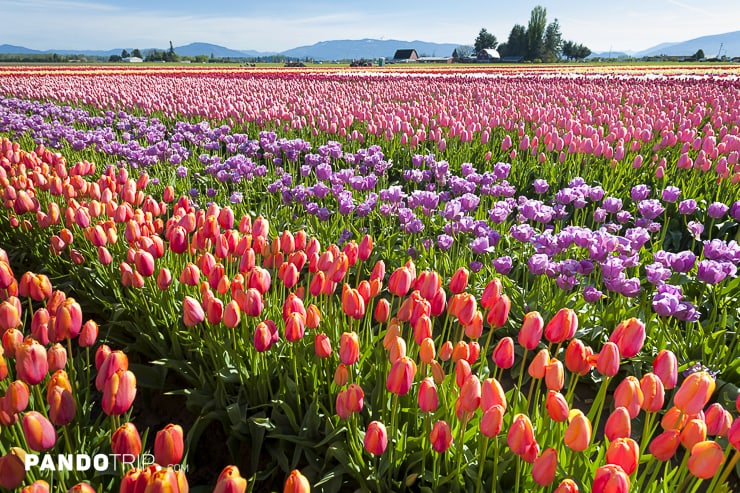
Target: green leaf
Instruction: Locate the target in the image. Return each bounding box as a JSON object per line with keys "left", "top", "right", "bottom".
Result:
{"left": 128, "top": 363, "right": 167, "bottom": 390}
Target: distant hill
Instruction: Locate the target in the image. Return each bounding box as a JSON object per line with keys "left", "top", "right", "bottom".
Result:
{"left": 588, "top": 51, "right": 632, "bottom": 60}
{"left": 0, "top": 44, "right": 44, "bottom": 54}
{"left": 280, "top": 38, "right": 461, "bottom": 61}
{"left": 175, "top": 43, "right": 275, "bottom": 58}
{"left": 636, "top": 30, "right": 740, "bottom": 57}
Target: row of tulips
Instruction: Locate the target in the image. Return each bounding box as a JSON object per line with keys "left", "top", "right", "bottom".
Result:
{"left": 0, "top": 134, "right": 738, "bottom": 491}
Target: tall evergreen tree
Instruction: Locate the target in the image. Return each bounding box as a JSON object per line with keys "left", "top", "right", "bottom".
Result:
{"left": 543, "top": 18, "right": 562, "bottom": 62}
{"left": 474, "top": 28, "right": 498, "bottom": 52}
{"left": 500, "top": 24, "right": 527, "bottom": 57}
{"left": 526, "top": 6, "right": 547, "bottom": 61}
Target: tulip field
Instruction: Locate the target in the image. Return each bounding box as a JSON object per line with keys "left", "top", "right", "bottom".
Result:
{"left": 1, "top": 63, "right": 740, "bottom": 493}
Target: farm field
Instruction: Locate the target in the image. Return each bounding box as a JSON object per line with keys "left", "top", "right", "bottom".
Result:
{"left": 0, "top": 63, "right": 739, "bottom": 492}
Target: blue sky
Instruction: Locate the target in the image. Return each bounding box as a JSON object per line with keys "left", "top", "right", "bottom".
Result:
{"left": 1, "top": 0, "right": 738, "bottom": 53}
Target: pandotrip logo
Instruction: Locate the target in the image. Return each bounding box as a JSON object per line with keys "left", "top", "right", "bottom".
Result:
{"left": 24, "top": 453, "right": 188, "bottom": 472}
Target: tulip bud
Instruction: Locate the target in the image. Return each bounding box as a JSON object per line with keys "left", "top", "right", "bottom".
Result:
{"left": 564, "top": 410, "right": 592, "bottom": 452}
{"left": 16, "top": 338, "right": 49, "bottom": 385}
{"left": 480, "top": 404, "right": 505, "bottom": 437}
{"left": 606, "top": 438, "right": 639, "bottom": 475}
{"left": 545, "top": 358, "right": 564, "bottom": 391}
{"left": 417, "top": 377, "right": 438, "bottom": 412}
{"left": 5, "top": 380, "right": 30, "bottom": 413}
{"left": 283, "top": 469, "right": 310, "bottom": 493}
{"left": 459, "top": 375, "right": 481, "bottom": 412}
{"left": 565, "top": 338, "right": 592, "bottom": 376}
{"left": 613, "top": 376, "right": 643, "bottom": 418}
{"left": 528, "top": 348, "right": 549, "bottom": 379}
{"left": 680, "top": 418, "right": 708, "bottom": 451}
{"left": 605, "top": 407, "right": 631, "bottom": 441}
{"left": 595, "top": 342, "right": 620, "bottom": 377}
{"left": 102, "top": 369, "right": 136, "bottom": 415}
{"left": 653, "top": 350, "right": 678, "bottom": 389}
{"left": 154, "top": 424, "right": 184, "bottom": 466}
{"left": 481, "top": 377, "right": 506, "bottom": 411}
{"left": 674, "top": 371, "right": 715, "bottom": 415}
{"left": 339, "top": 332, "right": 360, "bottom": 365}
{"left": 23, "top": 411, "right": 57, "bottom": 451}
{"left": 21, "top": 480, "right": 50, "bottom": 493}
{"left": 545, "top": 391, "right": 569, "bottom": 422}
{"left": 553, "top": 479, "right": 579, "bottom": 493}
{"left": 661, "top": 405, "right": 688, "bottom": 431}
{"left": 492, "top": 337, "right": 515, "bottom": 369}
{"left": 609, "top": 318, "right": 645, "bottom": 358}
{"left": 480, "top": 278, "right": 502, "bottom": 309}
{"left": 592, "top": 464, "right": 630, "bottom": 493}
{"left": 213, "top": 465, "right": 248, "bottom": 493}
{"left": 532, "top": 448, "right": 558, "bottom": 486}
{"left": 333, "top": 363, "right": 349, "bottom": 387}
{"left": 111, "top": 422, "right": 142, "bottom": 458}
{"left": 449, "top": 267, "right": 469, "bottom": 294}
{"left": 518, "top": 311, "right": 544, "bottom": 350}
{"left": 705, "top": 403, "right": 732, "bottom": 437}
{"left": 314, "top": 333, "right": 332, "bottom": 359}
{"left": 364, "top": 421, "right": 388, "bottom": 456}
{"left": 54, "top": 297, "right": 83, "bottom": 340}
{"left": 79, "top": 320, "right": 98, "bottom": 347}
{"left": 182, "top": 296, "right": 205, "bottom": 327}
{"left": 48, "top": 385, "right": 76, "bottom": 426}
{"left": 544, "top": 308, "right": 577, "bottom": 344}
{"left": 649, "top": 429, "right": 681, "bottom": 461}
{"left": 386, "top": 356, "right": 416, "bottom": 395}
{"left": 47, "top": 343, "right": 67, "bottom": 372}
{"left": 487, "top": 294, "right": 510, "bottom": 328}
{"left": 388, "top": 267, "right": 412, "bottom": 297}
{"left": 0, "top": 448, "right": 27, "bottom": 489}
{"left": 687, "top": 440, "right": 724, "bottom": 479}
{"left": 508, "top": 414, "right": 539, "bottom": 463}
{"left": 430, "top": 420, "right": 453, "bottom": 453}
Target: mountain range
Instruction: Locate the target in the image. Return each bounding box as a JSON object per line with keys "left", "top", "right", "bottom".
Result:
{"left": 2, "top": 30, "right": 739, "bottom": 60}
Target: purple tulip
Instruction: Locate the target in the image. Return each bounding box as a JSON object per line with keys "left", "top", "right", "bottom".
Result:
{"left": 661, "top": 186, "right": 681, "bottom": 203}
{"left": 493, "top": 256, "right": 513, "bottom": 275}
{"left": 707, "top": 202, "right": 729, "bottom": 219}
{"left": 533, "top": 178, "right": 549, "bottom": 194}
{"left": 583, "top": 286, "right": 604, "bottom": 303}
{"left": 678, "top": 199, "right": 698, "bottom": 215}
{"left": 630, "top": 184, "right": 651, "bottom": 201}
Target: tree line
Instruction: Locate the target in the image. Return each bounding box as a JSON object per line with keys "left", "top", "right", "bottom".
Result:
{"left": 465, "top": 5, "right": 592, "bottom": 62}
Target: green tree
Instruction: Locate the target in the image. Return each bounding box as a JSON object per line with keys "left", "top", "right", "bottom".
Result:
{"left": 474, "top": 28, "right": 498, "bottom": 52}
{"left": 109, "top": 54, "right": 122, "bottom": 62}
{"left": 165, "top": 41, "right": 179, "bottom": 62}
{"left": 526, "top": 5, "right": 547, "bottom": 61}
{"left": 132, "top": 49, "right": 142, "bottom": 58}
{"left": 453, "top": 45, "right": 474, "bottom": 60}
{"left": 693, "top": 49, "right": 705, "bottom": 60}
{"left": 499, "top": 24, "right": 527, "bottom": 57}
{"left": 543, "top": 18, "right": 562, "bottom": 62}
{"left": 121, "top": 49, "right": 130, "bottom": 58}
{"left": 562, "top": 41, "right": 591, "bottom": 61}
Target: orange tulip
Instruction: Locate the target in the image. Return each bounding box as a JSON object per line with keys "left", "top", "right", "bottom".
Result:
{"left": 595, "top": 342, "right": 620, "bottom": 377}
{"left": 545, "top": 391, "right": 569, "bottom": 422}
{"left": 639, "top": 372, "right": 665, "bottom": 413}
{"left": 363, "top": 421, "right": 388, "bottom": 456}
{"left": 604, "top": 407, "right": 631, "bottom": 441}
{"left": 480, "top": 278, "right": 502, "bottom": 309}
{"left": 333, "top": 363, "right": 349, "bottom": 387}
{"left": 680, "top": 418, "right": 707, "bottom": 451}
{"left": 553, "top": 479, "right": 579, "bottom": 493}
{"left": 430, "top": 420, "right": 453, "bottom": 453}
{"left": 565, "top": 338, "right": 592, "bottom": 376}
{"left": 687, "top": 440, "right": 724, "bottom": 479}
{"left": 481, "top": 377, "right": 507, "bottom": 412}
{"left": 508, "top": 414, "right": 539, "bottom": 461}
{"left": 613, "top": 376, "right": 643, "bottom": 418}
{"left": 111, "top": 422, "right": 142, "bottom": 458}
{"left": 2, "top": 327, "right": 23, "bottom": 358}
{"left": 419, "top": 338, "right": 436, "bottom": 364}
{"left": 4, "top": 380, "right": 29, "bottom": 413}
{"left": 564, "top": 410, "right": 592, "bottom": 452}
{"left": 674, "top": 371, "right": 715, "bottom": 415}
{"left": 387, "top": 356, "right": 416, "bottom": 395}
{"left": 154, "top": 424, "right": 184, "bottom": 466}
{"left": 23, "top": 411, "right": 57, "bottom": 451}
{"left": 528, "top": 348, "right": 549, "bottom": 379}
{"left": 609, "top": 318, "right": 645, "bottom": 358}
{"left": 459, "top": 375, "right": 481, "bottom": 412}
{"left": 661, "top": 405, "right": 688, "bottom": 431}
{"left": 532, "top": 448, "right": 558, "bottom": 486}
{"left": 21, "top": 480, "right": 50, "bottom": 493}
{"left": 649, "top": 429, "right": 681, "bottom": 461}
{"left": 67, "top": 483, "right": 97, "bottom": 493}
{"left": 705, "top": 403, "right": 732, "bottom": 437}
{"left": 480, "top": 404, "right": 505, "bottom": 437}
{"left": 606, "top": 437, "right": 639, "bottom": 475}
{"left": 314, "top": 333, "right": 332, "bottom": 359}
{"left": 518, "top": 311, "right": 544, "bottom": 350}
{"left": 592, "top": 464, "right": 630, "bottom": 493}
{"left": 16, "top": 338, "right": 49, "bottom": 385}
{"left": 54, "top": 297, "right": 83, "bottom": 339}
{"left": 284, "top": 312, "right": 306, "bottom": 343}
{"left": 418, "top": 377, "right": 438, "bottom": 412}
{"left": 144, "top": 468, "right": 187, "bottom": 493}
{"left": 438, "top": 340, "right": 453, "bottom": 361}
{"left": 283, "top": 469, "right": 310, "bottom": 493}
{"left": 79, "top": 320, "right": 99, "bottom": 348}
{"left": 339, "top": 332, "right": 359, "bottom": 365}
{"left": 544, "top": 308, "right": 577, "bottom": 344}
{"left": 102, "top": 369, "right": 136, "bottom": 415}
{"left": 487, "top": 294, "right": 510, "bottom": 328}
{"left": 388, "top": 266, "right": 413, "bottom": 297}
{"left": 545, "top": 358, "right": 564, "bottom": 391}
{"left": 213, "top": 465, "right": 248, "bottom": 493}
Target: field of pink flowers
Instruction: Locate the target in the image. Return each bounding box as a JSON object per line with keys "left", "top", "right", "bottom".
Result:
{"left": 0, "top": 64, "right": 739, "bottom": 493}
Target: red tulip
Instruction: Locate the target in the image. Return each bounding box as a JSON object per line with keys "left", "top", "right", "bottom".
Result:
{"left": 518, "top": 311, "right": 544, "bottom": 350}
{"left": 487, "top": 294, "right": 510, "bottom": 328}
{"left": 613, "top": 376, "right": 643, "bottom": 418}
{"left": 532, "top": 448, "right": 558, "bottom": 486}
{"left": 687, "top": 440, "right": 724, "bottom": 479}
{"left": 649, "top": 429, "right": 681, "bottom": 461}
{"left": 430, "top": 420, "right": 453, "bottom": 453}
{"left": 492, "top": 337, "right": 515, "bottom": 369}
{"left": 553, "top": 479, "right": 579, "bottom": 493}
{"left": 653, "top": 349, "right": 678, "bottom": 389}
{"left": 417, "top": 377, "right": 438, "bottom": 412}
{"left": 705, "top": 403, "right": 732, "bottom": 437}
{"left": 182, "top": 296, "right": 205, "bottom": 327}
{"left": 0, "top": 448, "right": 26, "bottom": 489}
{"left": 480, "top": 404, "right": 505, "bottom": 437}
{"left": 480, "top": 278, "right": 502, "bottom": 309}
{"left": 508, "top": 413, "right": 538, "bottom": 460}
{"left": 565, "top": 338, "right": 592, "bottom": 376}
{"left": 459, "top": 374, "right": 481, "bottom": 412}
{"left": 545, "top": 391, "right": 569, "bottom": 422}
{"left": 339, "top": 332, "right": 359, "bottom": 365}
{"left": 154, "top": 424, "right": 184, "bottom": 465}
{"left": 111, "top": 422, "right": 142, "bottom": 458}
{"left": 48, "top": 385, "right": 76, "bottom": 426}
{"left": 364, "top": 421, "right": 388, "bottom": 456}
{"left": 449, "top": 267, "right": 469, "bottom": 294}
{"left": 592, "top": 464, "right": 630, "bottom": 493}
{"left": 388, "top": 266, "right": 412, "bottom": 296}
{"left": 313, "top": 333, "right": 332, "bottom": 359}
{"left": 23, "top": 411, "right": 57, "bottom": 451}
{"left": 79, "top": 320, "right": 98, "bottom": 347}
{"left": 639, "top": 372, "right": 665, "bottom": 413}
{"left": 595, "top": 342, "right": 620, "bottom": 377}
